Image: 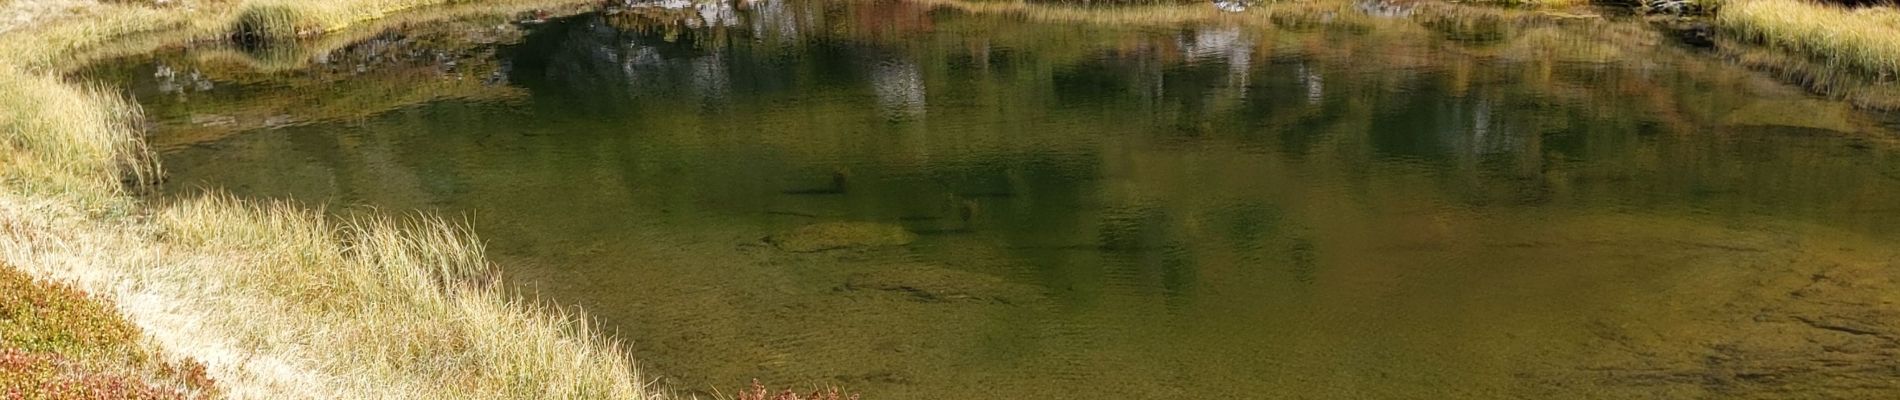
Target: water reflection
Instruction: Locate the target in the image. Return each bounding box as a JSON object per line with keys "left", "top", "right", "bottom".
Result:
{"left": 99, "top": 0, "right": 1900, "bottom": 398}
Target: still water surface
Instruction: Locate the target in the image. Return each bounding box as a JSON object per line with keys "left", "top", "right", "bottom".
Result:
{"left": 96, "top": 1, "right": 1900, "bottom": 398}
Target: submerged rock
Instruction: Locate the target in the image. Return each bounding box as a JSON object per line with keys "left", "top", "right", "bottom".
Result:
{"left": 842, "top": 264, "right": 1042, "bottom": 305}
{"left": 766, "top": 222, "right": 916, "bottom": 252}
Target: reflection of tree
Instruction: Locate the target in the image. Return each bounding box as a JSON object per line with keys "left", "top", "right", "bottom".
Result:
{"left": 870, "top": 58, "right": 927, "bottom": 120}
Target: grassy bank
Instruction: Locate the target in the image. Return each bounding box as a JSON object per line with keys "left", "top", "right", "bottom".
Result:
{"left": 1717, "top": 0, "right": 1900, "bottom": 75}
{"left": 0, "top": 0, "right": 666, "bottom": 398}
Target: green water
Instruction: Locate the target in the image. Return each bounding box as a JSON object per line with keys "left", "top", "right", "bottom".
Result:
{"left": 100, "top": 1, "right": 1900, "bottom": 398}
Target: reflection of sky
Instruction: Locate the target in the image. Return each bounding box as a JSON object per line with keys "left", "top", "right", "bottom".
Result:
{"left": 871, "top": 58, "right": 926, "bottom": 120}
{"left": 688, "top": 53, "right": 731, "bottom": 101}
{"left": 627, "top": 0, "right": 741, "bottom": 27}
{"left": 1356, "top": 0, "right": 1416, "bottom": 18}
{"left": 1179, "top": 27, "right": 1253, "bottom": 100}
{"left": 747, "top": 0, "right": 802, "bottom": 43}
{"left": 1298, "top": 63, "right": 1324, "bottom": 105}
{"left": 1434, "top": 98, "right": 1515, "bottom": 159}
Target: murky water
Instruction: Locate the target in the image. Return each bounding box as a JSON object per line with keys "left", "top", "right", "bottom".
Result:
{"left": 92, "top": 0, "right": 1900, "bottom": 398}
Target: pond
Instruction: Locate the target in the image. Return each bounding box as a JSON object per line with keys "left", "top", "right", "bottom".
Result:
{"left": 89, "top": 0, "right": 1900, "bottom": 398}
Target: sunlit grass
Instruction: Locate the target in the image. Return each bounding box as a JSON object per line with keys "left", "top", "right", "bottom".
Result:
{"left": 232, "top": 0, "right": 452, "bottom": 40}
{"left": 0, "top": 65, "right": 156, "bottom": 212}
{"left": 217, "top": 0, "right": 591, "bottom": 71}
{"left": 0, "top": 0, "right": 232, "bottom": 71}
{"left": 0, "top": 0, "right": 575, "bottom": 71}
{"left": 1719, "top": 0, "right": 1900, "bottom": 74}
{"left": 1721, "top": 35, "right": 1900, "bottom": 110}
{"left": 141, "top": 195, "right": 655, "bottom": 399}
{"left": 1, "top": 0, "right": 668, "bottom": 398}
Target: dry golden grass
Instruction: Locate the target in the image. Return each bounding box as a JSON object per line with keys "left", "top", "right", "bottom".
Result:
{"left": 1720, "top": 35, "right": 1900, "bottom": 110}
{"left": 231, "top": 0, "right": 487, "bottom": 40}
{"left": 211, "top": 0, "right": 592, "bottom": 72}
{"left": 0, "top": 65, "right": 156, "bottom": 211}
{"left": 1719, "top": 0, "right": 1900, "bottom": 74}
{"left": 0, "top": 0, "right": 669, "bottom": 399}
{"left": 0, "top": 0, "right": 231, "bottom": 71}
{"left": 0, "top": 189, "right": 661, "bottom": 399}
{"left": 0, "top": 0, "right": 577, "bottom": 71}
{"left": 142, "top": 195, "right": 652, "bottom": 399}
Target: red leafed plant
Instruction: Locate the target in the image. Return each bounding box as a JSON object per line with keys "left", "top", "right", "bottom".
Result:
{"left": 0, "top": 348, "right": 198, "bottom": 400}
{"left": 736, "top": 379, "right": 861, "bottom": 400}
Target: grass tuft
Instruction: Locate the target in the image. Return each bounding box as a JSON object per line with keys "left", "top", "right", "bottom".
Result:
{"left": 232, "top": 1, "right": 319, "bottom": 41}
{"left": 231, "top": 0, "right": 472, "bottom": 42}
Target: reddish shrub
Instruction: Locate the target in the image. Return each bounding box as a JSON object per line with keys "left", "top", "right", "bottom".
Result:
{"left": 1, "top": 266, "right": 218, "bottom": 399}
{"left": 0, "top": 348, "right": 198, "bottom": 400}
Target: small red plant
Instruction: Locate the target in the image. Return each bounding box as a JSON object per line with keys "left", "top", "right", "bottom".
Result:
{"left": 0, "top": 348, "right": 197, "bottom": 400}
{"left": 735, "top": 379, "right": 861, "bottom": 400}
